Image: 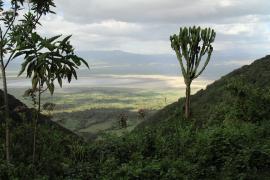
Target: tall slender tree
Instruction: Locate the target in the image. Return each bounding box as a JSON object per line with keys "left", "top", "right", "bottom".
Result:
{"left": 0, "top": 0, "right": 20, "bottom": 164}
{"left": 0, "top": 0, "right": 55, "bottom": 164}
{"left": 170, "top": 26, "right": 216, "bottom": 119}
{"left": 16, "top": 32, "right": 89, "bottom": 164}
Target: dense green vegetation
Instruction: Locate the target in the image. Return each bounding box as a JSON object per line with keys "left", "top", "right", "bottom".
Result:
{"left": 170, "top": 26, "right": 216, "bottom": 118}
{"left": 0, "top": 1, "right": 269, "bottom": 179}
{"left": 0, "top": 0, "right": 88, "bottom": 167}
{"left": 1, "top": 55, "right": 270, "bottom": 179}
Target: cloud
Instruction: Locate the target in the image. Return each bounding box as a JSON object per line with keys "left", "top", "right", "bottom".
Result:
{"left": 54, "top": 0, "right": 270, "bottom": 24}
{"left": 34, "top": 0, "right": 270, "bottom": 68}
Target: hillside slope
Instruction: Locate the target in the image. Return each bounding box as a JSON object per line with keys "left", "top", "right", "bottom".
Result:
{"left": 1, "top": 55, "right": 270, "bottom": 179}
{"left": 139, "top": 55, "right": 270, "bottom": 128}
{"left": 0, "top": 89, "right": 79, "bottom": 138}
{"left": 0, "top": 90, "right": 82, "bottom": 179}
{"left": 62, "top": 55, "right": 270, "bottom": 179}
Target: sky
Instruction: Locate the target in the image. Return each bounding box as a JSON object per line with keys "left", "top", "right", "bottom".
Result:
{"left": 3, "top": 0, "right": 270, "bottom": 79}
{"left": 37, "top": 0, "right": 270, "bottom": 57}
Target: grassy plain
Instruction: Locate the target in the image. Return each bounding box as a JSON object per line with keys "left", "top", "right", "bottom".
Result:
{"left": 7, "top": 75, "right": 210, "bottom": 140}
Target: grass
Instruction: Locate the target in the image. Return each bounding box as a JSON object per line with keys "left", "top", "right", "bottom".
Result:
{"left": 8, "top": 84, "right": 206, "bottom": 140}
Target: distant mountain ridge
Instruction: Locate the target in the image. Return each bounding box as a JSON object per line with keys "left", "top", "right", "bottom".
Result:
{"left": 7, "top": 50, "right": 254, "bottom": 79}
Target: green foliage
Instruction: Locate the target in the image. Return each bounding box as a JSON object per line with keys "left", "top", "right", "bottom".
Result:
{"left": 0, "top": 122, "right": 78, "bottom": 179}
{"left": 0, "top": 0, "right": 56, "bottom": 67}
{"left": 170, "top": 26, "right": 216, "bottom": 118}
{"left": 0, "top": 1, "right": 3, "bottom": 11}
{"left": 1, "top": 78, "right": 270, "bottom": 179}
{"left": 170, "top": 26, "right": 216, "bottom": 82}
{"left": 209, "top": 78, "right": 270, "bottom": 124}
{"left": 1, "top": 18, "right": 270, "bottom": 180}
{"left": 30, "top": 0, "right": 56, "bottom": 15}
{"left": 60, "top": 119, "right": 270, "bottom": 179}
{"left": 11, "top": 6, "right": 89, "bottom": 168}
{"left": 0, "top": 0, "right": 58, "bottom": 164}
{"left": 16, "top": 33, "right": 89, "bottom": 95}
{"left": 42, "top": 102, "right": 55, "bottom": 111}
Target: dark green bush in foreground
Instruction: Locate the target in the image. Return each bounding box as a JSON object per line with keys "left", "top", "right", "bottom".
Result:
{"left": 1, "top": 112, "right": 270, "bottom": 179}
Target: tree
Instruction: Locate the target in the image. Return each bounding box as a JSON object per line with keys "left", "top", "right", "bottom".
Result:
{"left": 170, "top": 26, "right": 216, "bottom": 119}
{"left": 0, "top": 0, "right": 55, "bottom": 163}
{"left": 43, "top": 102, "right": 56, "bottom": 117}
{"left": 16, "top": 32, "right": 89, "bottom": 164}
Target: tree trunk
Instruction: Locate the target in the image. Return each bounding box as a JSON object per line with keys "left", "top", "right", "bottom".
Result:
{"left": 185, "top": 83, "right": 191, "bottom": 119}
{"left": 32, "top": 82, "right": 41, "bottom": 164}
{"left": 32, "top": 113, "right": 37, "bottom": 165}
{"left": 0, "top": 47, "right": 10, "bottom": 163}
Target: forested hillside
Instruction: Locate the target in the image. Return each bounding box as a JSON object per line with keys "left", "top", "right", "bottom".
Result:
{"left": 1, "top": 55, "right": 270, "bottom": 179}
{"left": 139, "top": 55, "right": 270, "bottom": 128}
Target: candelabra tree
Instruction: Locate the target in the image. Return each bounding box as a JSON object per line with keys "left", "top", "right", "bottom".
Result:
{"left": 170, "top": 26, "right": 216, "bottom": 119}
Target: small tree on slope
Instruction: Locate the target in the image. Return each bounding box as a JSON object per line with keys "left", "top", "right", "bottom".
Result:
{"left": 16, "top": 33, "right": 89, "bottom": 165}
{"left": 170, "top": 26, "right": 216, "bottom": 119}
{"left": 0, "top": 0, "right": 55, "bottom": 164}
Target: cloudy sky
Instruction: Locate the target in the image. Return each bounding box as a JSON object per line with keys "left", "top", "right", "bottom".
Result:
{"left": 37, "top": 0, "right": 270, "bottom": 57}
{"left": 3, "top": 0, "right": 270, "bottom": 79}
